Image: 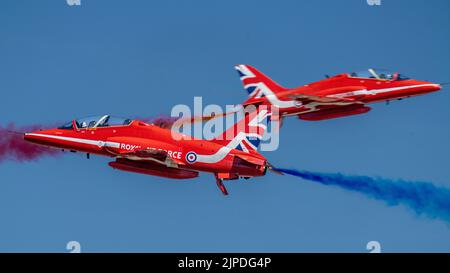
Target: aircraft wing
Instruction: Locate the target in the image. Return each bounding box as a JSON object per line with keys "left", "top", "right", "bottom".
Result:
{"left": 289, "top": 92, "right": 371, "bottom": 121}
{"left": 288, "top": 94, "right": 363, "bottom": 105}
{"left": 117, "top": 148, "right": 184, "bottom": 168}
{"left": 234, "top": 153, "right": 266, "bottom": 166}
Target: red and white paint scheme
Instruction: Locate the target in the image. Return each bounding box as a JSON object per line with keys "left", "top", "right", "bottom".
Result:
{"left": 24, "top": 109, "right": 272, "bottom": 195}
{"left": 235, "top": 65, "right": 441, "bottom": 121}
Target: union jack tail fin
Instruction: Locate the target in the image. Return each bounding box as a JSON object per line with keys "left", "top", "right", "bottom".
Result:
{"left": 234, "top": 64, "right": 287, "bottom": 105}
{"left": 211, "top": 106, "right": 271, "bottom": 153}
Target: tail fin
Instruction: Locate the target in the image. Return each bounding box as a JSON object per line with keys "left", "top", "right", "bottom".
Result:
{"left": 211, "top": 106, "right": 271, "bottom": 153}
{"left": 234, "top": 64, "right": 287, "bottom": 104}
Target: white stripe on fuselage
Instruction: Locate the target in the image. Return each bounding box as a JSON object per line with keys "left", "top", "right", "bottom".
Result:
{"left": 27, "top": 133, "right": 179, "bottom": 167}
{"left": 25, "top": 133, "right": 120, "bottom": 148}
{"left": 331, "top": 84, "right": 439, "bottom": 99}
{"left": 195, "top": 132, "right": 262, "bottom": 164}
{"left": 26, "top": 110, "right": 268, "bottom": 165}
{"left": 195, "top": 110, "right": 269, "bottom": 164}
{"left": 27, "top": 131, "right": 262, "bottom": 165}
{"left": 259, "top": 84, "right": 438, "bottom": 109}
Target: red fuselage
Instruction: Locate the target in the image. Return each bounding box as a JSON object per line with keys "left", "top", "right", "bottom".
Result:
{"left": 236, "top": 65, "right": 441, "bottom": 121}
{"left": 279, "top": 74, "right": 440, "bottom": 119}
{"left": 23, "top": 120, "right": 267, "bottom": 180}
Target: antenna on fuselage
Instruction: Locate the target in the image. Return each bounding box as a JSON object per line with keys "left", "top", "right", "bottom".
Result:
{"left": 368, "top": 68, "right": 380, "bottom": 79}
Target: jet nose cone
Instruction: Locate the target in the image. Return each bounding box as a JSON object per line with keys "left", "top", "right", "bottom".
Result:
{"left": 23, "top": 132, "right": 39, "bottom": 143}
{"left": 430, "top": 83, "right": 441, "bottom": 92}
{"left": 23, "top": 130, "right": 52, "bottom": 144}
{"left": 417, "top": 81, "right": 441, "bottom": 94}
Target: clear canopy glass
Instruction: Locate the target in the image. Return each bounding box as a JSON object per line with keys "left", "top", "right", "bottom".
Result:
{"left": 349, "top": 69, "right": 409, "bottom": 81}
{"left": 58, "top": 115, "right": 132, "bottom": 129}
{"left": 76, "top": 115, "right": 132, "bottom": 128}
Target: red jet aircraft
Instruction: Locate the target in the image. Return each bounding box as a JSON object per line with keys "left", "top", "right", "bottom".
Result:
{"left": 24, "top": 108, "right": 273, "bottom": 195}
{"left": 235, "top": 65, "right": 441, "bottom": 121}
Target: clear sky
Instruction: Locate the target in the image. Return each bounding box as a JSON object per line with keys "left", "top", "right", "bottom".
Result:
{"left": 1, "top": 0, "right": 450, "bottom": 252}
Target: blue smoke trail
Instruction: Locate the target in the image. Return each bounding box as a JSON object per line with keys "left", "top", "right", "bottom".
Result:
{"left": 274, "top": 168, "right": 450, "bottom": 223}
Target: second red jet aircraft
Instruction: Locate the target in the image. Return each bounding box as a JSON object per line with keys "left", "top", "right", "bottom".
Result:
{"left": 235, "top": 64, "right": 441, "bottom": 121}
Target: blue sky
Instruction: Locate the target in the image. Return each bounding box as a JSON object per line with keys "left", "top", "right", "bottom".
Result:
{"left": 1, "top": 0, "right": 450, "bottom": 252}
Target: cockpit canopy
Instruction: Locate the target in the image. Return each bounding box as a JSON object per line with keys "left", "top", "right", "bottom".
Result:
{"left": 58, "top": 115, "right": 132, "bottom": 129}
{"left": 349, "top": 69, "right": 410, "bottom": 81}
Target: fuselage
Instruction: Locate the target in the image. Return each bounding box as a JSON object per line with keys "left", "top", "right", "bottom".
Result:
{"left": 263, "top": 73, "right": 441, "bottom": 118}
{"left": 236, "top": 65, "right": 441, "bottom": 121}
{"left": 23, "top": 120, "right": 267, "bottom": 179}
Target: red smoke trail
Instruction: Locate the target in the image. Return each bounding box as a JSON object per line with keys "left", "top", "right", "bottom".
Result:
{"left": 140, "top": 115, "right": 179, "bottom": 129}
{"left": 0, "top": 115, "right": 181, "bottom": 163}
{"left": 0, "top": 113, "right": 227, "bottom": 163}
{"left": 0, "top": 124, "right": 59, "bottom": 162}
{"left": 143, "top": 112, "right": 237, "bottom": 129}
{"left": 150, "top": 116, "right": 179, "bottom": 129}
